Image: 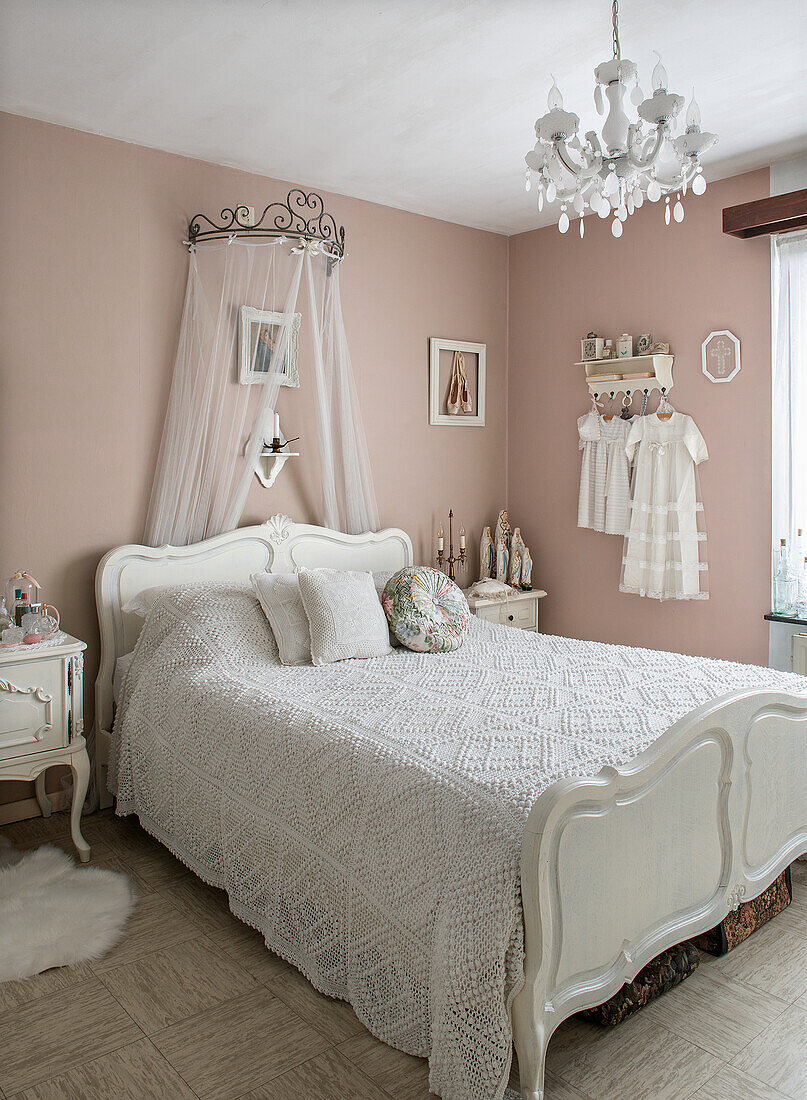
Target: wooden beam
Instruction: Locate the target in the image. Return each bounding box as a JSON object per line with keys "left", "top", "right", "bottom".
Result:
{"left": 723, "top": 188, "right": 807, "bottom": 239}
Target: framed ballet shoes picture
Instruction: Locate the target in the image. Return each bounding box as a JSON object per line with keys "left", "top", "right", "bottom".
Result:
{"left": 429, "top": 337, "right": 487, "bottom": 426}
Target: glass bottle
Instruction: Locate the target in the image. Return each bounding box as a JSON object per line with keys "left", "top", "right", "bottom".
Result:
{"left": 774, "top": 539, "right": 795, "bottom": 615}
{"left": 799, "top": 557, "right": 807, "bottom": 621}
{"left": 794, "top": 529, "right": 805, "bottom": 575}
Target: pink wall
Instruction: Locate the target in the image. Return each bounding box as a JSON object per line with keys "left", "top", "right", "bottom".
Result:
{"left": 0, "top": 112, "right": 778, "bottom": 815}
{"left": 0, "top": 112, "right": 508, "bottom": 802}
{"left": 507, "top": 169, "right": 773, "bottom": 665}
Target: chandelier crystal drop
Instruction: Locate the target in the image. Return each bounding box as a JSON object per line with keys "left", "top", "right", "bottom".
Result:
{"left": 524, "top": 0, "right": 717, "bottom": 237}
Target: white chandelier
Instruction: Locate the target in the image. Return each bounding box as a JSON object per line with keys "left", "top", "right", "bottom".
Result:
{"left": 524, "top": 0, "right": 717, "bottom": 238}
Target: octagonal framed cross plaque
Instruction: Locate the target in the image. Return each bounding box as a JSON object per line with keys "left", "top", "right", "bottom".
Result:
{"left": 702, "top": 330, "right": 741, "bottom": 383}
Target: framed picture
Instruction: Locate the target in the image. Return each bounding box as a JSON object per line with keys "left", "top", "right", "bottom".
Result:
{"left": 239, "top": 306, "right": 301, "bottom": 387}
{"left": 429, "top": 338, "right": 486, "bottom": 426}
{"left": 702, "top": 330, "right": 741, "bottom": 383}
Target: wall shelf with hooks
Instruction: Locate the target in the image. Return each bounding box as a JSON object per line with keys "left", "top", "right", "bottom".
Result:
{"left": 577, "top": 353, "right": 674, "bottom": 397}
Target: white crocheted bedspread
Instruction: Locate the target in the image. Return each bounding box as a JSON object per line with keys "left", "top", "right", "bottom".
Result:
{"left": 110, "top": 584, "right": 804, "bottom": 1100}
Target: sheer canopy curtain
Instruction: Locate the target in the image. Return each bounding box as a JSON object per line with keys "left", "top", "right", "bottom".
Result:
{"left": 145, "top": 238, "right": 378, "bottom": 547}
{"left": 772, "top": 230, "right": 807, "bottom": 565}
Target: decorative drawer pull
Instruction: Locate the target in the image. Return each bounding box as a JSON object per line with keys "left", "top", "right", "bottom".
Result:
{"left": 0, "top": 678, "right": 52, "bottom": 706}
{"left": 508, "top": 614, "right": 514, "bottom": 621}
{"left": 0, "top": 677, "right": 54, "bottom": 737}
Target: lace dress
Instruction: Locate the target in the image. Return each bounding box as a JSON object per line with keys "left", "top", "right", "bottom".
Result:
{"left": 578, "top": 411, "right": 633, "bottom": 535}
{"left": 621, "top": 412, "right": 708, "bottom": 600}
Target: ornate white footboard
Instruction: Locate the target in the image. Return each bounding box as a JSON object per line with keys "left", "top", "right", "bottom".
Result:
{"left": 513, "top": 688, "right": 807, "bottom": 1100}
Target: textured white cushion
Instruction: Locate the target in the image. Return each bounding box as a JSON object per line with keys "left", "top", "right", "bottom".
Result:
{"left": 297, "top": 568, "right": 392, "bottom": 665}
{"left": 252, "top": 571, "right": 397, "bottom": 663}
{"left": 251, "top": 573, "right": 311, "bottom": 665}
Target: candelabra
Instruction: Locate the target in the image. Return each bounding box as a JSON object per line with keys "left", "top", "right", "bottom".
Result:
{"left": 436, "top": 509, "right": 466, "bottom": 580}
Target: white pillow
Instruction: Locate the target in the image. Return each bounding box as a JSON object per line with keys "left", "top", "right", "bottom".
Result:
{"left": 121, "top": 585, "right": 171, "bottom": 618}
{"left": 251, "top": 572, "right": 310, "bottom": 666}
{"left": 252, "top": 570, "right": 398, "bottom": 663}
{"left": 297, "top": 568, "right": 392, "bottom": 665}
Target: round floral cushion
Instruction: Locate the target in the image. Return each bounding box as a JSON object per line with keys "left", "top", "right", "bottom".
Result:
{"left": 381, "top": 567, "right": 470, "bottom": 653}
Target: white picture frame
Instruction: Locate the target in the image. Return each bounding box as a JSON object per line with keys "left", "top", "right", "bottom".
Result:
{"left": 701, "top": 330, "right": 741, "bottom": 383}
{"left": 429, "top": 337, "right": 486, "bottom": 426}
{"left": 239, "top": 306, "right": 301, "bottom": 387}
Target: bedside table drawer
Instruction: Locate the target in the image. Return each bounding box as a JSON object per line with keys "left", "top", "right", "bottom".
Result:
{"left": 504, "top": 601, "right": 538, "bottom": 630}
{"left": 0, "top": 654, "right": 68, "bottom": 761}
{"left": 473, "top": 604, "right": 504, "bottom": 625}
{"left": 467, "top": 589, "right": 545, "bottom": 633}
{"left": 473, "top": 599, "right": 537, "bottom": 630}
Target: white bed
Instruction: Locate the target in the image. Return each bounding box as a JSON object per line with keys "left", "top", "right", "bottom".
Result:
{"left": 94, "top": 515, "right": 807, "bottom": 1100}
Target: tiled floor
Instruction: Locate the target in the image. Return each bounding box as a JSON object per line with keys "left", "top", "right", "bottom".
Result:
{"left": 2, "top": 810, "right": 807, "bottom": 1100}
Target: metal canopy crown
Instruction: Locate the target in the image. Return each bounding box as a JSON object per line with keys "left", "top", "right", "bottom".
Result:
{"left": 187, "top": 189, "right": 346, "bottom": 260}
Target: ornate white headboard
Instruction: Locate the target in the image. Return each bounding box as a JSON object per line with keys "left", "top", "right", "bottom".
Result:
{"left": 93, "top": 514, "right": 413, "bottom": 788}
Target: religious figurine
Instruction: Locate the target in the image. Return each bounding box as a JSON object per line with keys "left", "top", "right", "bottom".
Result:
{"left": 479, "top": 526, "right": 494, "bottom": 581}
{"left": 509, "top": 548, "right": 522, "bottom": 588}
{"left": 494, "top": 509, "right": 511, "bottom": 554}
{"left": 521, "top": 548, "right": 533, "bottom": 590}
{"left": 496, "top": 535, "right": 509, "bottom": 583}
{"left": 509, "top": 528, "right": 526, "bottom": 584}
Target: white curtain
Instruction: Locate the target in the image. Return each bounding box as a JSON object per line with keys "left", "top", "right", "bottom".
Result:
{"left": 145, "top": 238, "right": 378, "bottom": 546}
{"left": 772, "top": 230, "right": 807, "bottom": 564}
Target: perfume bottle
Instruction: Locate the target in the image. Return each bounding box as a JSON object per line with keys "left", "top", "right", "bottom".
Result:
{"left": 5, "top": 571, "right": 40, "bottom": 627}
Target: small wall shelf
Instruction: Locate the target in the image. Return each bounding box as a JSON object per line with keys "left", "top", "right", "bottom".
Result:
{"left": 577, "top": 354, "right": 674, "bottom": 397}
{"left": 255, "top": 448, "right": 299, "bottom": 489}
{"left": 247, "top": 409, "right": 299, "bottom": 489}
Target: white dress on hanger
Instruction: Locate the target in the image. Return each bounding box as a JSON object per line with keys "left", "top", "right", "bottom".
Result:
{"left": 621, "top": 411, "right": 709, "bottom": 600}
{"left": 578, "top": 411, "right": 633, "bottom": 535}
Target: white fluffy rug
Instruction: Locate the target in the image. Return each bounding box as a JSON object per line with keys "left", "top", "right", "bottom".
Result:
{"left": 0, "top": 837, "right": 135, "bottom": 982}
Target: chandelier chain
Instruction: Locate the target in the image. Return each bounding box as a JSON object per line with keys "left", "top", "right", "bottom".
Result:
{"left": 612, "top": 0, "right": 621, "bottom": 60}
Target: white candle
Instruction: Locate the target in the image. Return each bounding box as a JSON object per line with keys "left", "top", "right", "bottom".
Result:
{"left": 437, "top": 526, "right": 444, "bottom": 553}
{"left": 273, "top": 411, "right": 280, "bottom": 440}
{"left": 459, "top": 526, "right": 466, "bottom": 550}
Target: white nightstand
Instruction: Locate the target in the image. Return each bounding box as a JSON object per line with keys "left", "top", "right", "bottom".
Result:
{"left": 466, "top": 588, "right": 547, "bottom": 632}
{"left": 0, "top": 633, "right": 91, "bottom": 862}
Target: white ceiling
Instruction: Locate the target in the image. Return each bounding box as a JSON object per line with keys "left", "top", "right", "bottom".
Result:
{"left": 2, "top": 0, "right": 806, "bottom": 235}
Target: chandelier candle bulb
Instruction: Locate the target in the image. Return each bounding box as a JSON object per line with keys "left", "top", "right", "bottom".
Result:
{"left": 686, "top": 92, "right": 701, "bottom": 129}
{"left": 651, "top": 52, "right": 668, "bottom": 91}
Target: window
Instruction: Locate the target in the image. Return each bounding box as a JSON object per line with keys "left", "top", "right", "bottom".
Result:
{"left": 771, "top": 230, "right": 807, "bottom": 609}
